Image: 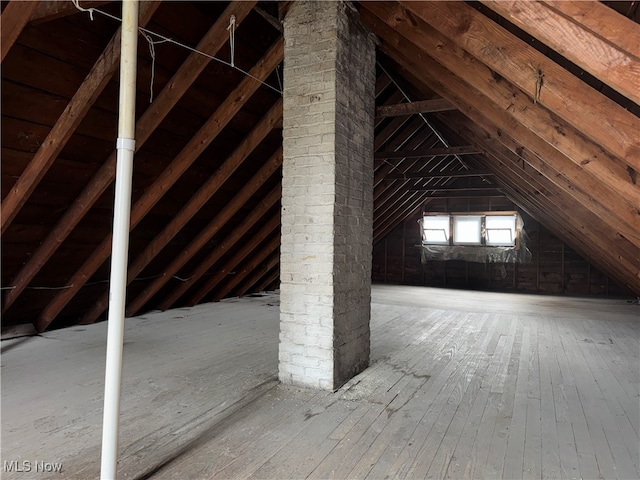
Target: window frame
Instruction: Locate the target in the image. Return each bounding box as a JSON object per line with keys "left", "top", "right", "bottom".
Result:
{"left": 421, "top": 211, "right": 519, "bottom": 248}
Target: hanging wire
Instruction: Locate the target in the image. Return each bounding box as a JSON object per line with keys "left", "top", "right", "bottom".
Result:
{"left": 227, "top": 15, "right": 236, "bottom": 68}
{"left": 140, "top": 31, "right": 169, "bottom": 103}
{"left": 71, "top": 0, "right": 95, "bottom": 21}
{"left": 71, "top": 4, "right": 282, "bottom": 95}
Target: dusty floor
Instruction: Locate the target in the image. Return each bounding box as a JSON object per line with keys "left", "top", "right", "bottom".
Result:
{"left": 2, "top": 285, "right": 638, "bottom": 479}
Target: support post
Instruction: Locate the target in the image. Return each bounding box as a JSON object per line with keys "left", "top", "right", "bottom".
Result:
{"left": 279, "top": 0, "right": 375, "bottom": 390}
{"left": 100, "top": 1, "right": 138, "bottom": 478}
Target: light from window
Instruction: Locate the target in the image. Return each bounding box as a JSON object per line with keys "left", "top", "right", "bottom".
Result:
{"left": 423, "top": 215, "right": 450, "bottom": 244}
{"left": 454, "top": 216, "right": 482, "bottom": 245}
{"left": 486, "top": 215, "right": 516, "bottom": 246}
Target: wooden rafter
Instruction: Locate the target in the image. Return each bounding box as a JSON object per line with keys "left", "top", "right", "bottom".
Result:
{"left": 0, "top": 1, "right": 161, "bottom": 235}
{"left": 375, "top": 98, "right": 454, "bottom": 118}
{"left": 35, "top": 35, "right": 283, "bottom": 332}
{"left": 398, "top": 1, "right": 640, "bottom": 175}
{"left": 165, "top": 185, "right": 281, "bottom": 309}
{"left": 386, "top": 170, "right": 493, "bottom": 179}
{"left": 1, "top": 0, "right": 40, "bottom": 62}
{"left": 360, "top": 4, "right": 640, "bottom": 246}
{"left": 477, "top": 139, "right": 640, "bottom": 292}
{"left": 432, "top": 104, "right": 640, "bottom": 292}
{"left": 29, "top": 1, "right": 112, "bottom": 23}
{"left": 212, "top": 236, "right": 281, "bottom": 301}
{"left": 80, "top": 99, "right": 283, "bottom": 324}
{"left": 439, "top": 111, "right": 640, "bottom": 248}
{"left": 374, "top": 194, "right": 429, "bottom": 244}
{"left": 255, "top": 268, "right": 280, "bottom": 293}
{"left": 125, "top": 146, "right": 284, "bottom": 317}
{"left": 235, "top": 250, "right": 281, "bottom": 297}
{"left": 3, "top": 1, "right": 258, "bottom": 316}
{"left": 375, "top": 145, "right": 481, "bottom": 160}
{"left": 481, "top": 0, "right": 640, "bottom": 105}
{"left": 186, "top": 212, "right": 280, "bottom": 306}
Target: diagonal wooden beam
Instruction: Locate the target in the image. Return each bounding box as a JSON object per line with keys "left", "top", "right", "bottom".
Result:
{"left": 374, "top": 194, "right": 429, "bottom": 244}
{"left": 125, "top": 146, "right": 284, "bottom": 317}
{"left": 475, "top": 135, "right": 640, "bottom": 292}
{"left": 186, "top": 212, "right": 280, "bottom": 306}
{"left": 481, "top": 0, "right": 640, "bottom": 105}
{"left": 1, "top": 0, "right": 40, "bottom": 62}
{"left": 386, "top": 170, "right": 493, "bottom": 179}
{"left": 163, "top": 185, "right": 281, "bottom": 310}
{"left": 235, "top": 250, "right": 281, "bottom": 297}
{"left": 29, "top": 1, "right": 112, "bottom": 23}
{"left": 254, "top": 267, "right": 280, "bottom": 293}
{"left": 398, "top": 1, "right": 640, "bottom": 175}
{"left": 438, "top": 110, "right": 640, "bottom": 248}
{"left": 375, "top": 145, "right": 481, "bottom": 160}
{"left": 360, "top": 5, "right": 640, "bottom": 242}
{"left": 375, "top": 97, "right": 454, "bottom": 118}
{"left": 3, "top": 1, "right": 257, "bottom": 316}
{"left": 80, "top": 99, "right": 283, "bottom": 324}
{"left": 35, "top": 35, "right": 282, "bottom": 331}
{"left": 212, "top": 236, "right": 281, "bottom": 301}
{"left": 431, "top": 100, "right": 640, "bottom": 292}
{"left": 0, "top": 1, "right": 160, "bottom": 234}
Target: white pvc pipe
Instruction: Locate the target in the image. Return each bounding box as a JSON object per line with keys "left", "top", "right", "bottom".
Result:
{"left": 100, "top": 1, "right": 139, "bottom": 479}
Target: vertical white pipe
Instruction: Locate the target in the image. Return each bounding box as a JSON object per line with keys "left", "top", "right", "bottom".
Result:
{"left": 100, "top": 1, "right": 139, "bottom": 479}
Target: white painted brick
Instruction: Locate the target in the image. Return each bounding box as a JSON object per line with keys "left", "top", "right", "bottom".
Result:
{"left": 280, "top": 0, "right": 374, "bottom": 392}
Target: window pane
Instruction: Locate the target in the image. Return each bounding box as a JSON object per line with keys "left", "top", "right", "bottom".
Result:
{"left": 454, "top": 216, "right": 481, "bottom": 245}
{"left": 486, "top": 215, "right": 516, "bottom": 246}
{"left": 423, "top": 215, "right": 449, "bottom": 244}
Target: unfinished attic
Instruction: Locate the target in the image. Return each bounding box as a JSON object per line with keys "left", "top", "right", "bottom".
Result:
{"left": 2, "top": 1, "right": 639, "bottom": 479}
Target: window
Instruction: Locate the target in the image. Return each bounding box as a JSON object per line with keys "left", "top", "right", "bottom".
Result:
{"left": 486, "top": 215, "right": 517, "bottom": 246}
{"left": 422, "top": 215, "right": 450, "bottom": 244}
{"left": 453, "top": 216, "right": 482, "bottom": 245}
{"left": 422, "top": 212, "right": 519, "bottom": 247}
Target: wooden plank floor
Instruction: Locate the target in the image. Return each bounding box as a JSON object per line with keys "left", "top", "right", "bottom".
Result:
{"left": 2, "top": 285, "right": 638, "bottom": 479}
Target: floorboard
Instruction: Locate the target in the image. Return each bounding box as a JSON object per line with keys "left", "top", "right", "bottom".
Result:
{"left": 2, "top": 285, "right": 638, "bottom": 479}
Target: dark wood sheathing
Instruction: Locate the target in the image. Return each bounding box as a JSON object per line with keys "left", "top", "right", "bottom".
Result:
{"left": 1, "top": 0, "right": 639, "bottom": 331}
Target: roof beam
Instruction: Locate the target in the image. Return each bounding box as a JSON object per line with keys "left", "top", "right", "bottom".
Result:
{"left": 165, "top": 186, "right": 281, "bottom": 309}
{"left": 375, "top": 145, "right": 481, "bottom": 160}
{"left": 438, "top": 111, "right": 640, "bottom": 248}
{"left": 125, "top": 146, "right": 284, "bottom": 318}
{"left": 435, "top": 111, "right": 640, "bottom": 292}
{"left": 375, "top": 98, "right": 454, "bottom": 118}
{"left": 386, "top": 170, "right": 494, "bottom": 179}
{"left": 212, "top": 237, "right": 281, "bottom": 301}
{"left": 360, "top": 4, "right": 640, "bottom": 242}
{"left": 360, "top": 14, "right": 640, "bottom": 290}
{"left": 254, "top": 268, "right": 280, "bottom": 293}
{"left": 481, "top": 0, "right": 640, "bottom": 105}
{"left": 1, "top": 0, "right": 40, "bottom": 62}
{"left": 481, "top": 143, "right": 640, "bottom": 292}
{"left": 398, "top": 1, "right": 639, "bottom": 177}
{"left": 4, "top": 1, "right": 258, "bottom": 317}
{"left": 374, "top": 194, "right": 429, "bottom": 244}
{"left": 80, "top": 99, "right": 283, "bottom": 324}
{"left": 35, "top": 34, "right": 282, "bottom": 331}
{"left": 235, "top": 250, "right": 281, "bottom": 298}
{"left": 0, "top": 1, "right": 160, "bottom": 234}
{"left": 185, "top": 212, "right": 280, "bottom": 307}
{"left": 29, "top": 1, "right": 112, "bottom": 23}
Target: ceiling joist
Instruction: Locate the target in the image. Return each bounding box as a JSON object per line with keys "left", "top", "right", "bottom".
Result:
{"left": 375, "top": 98, "right": 454, "bottom": 118}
